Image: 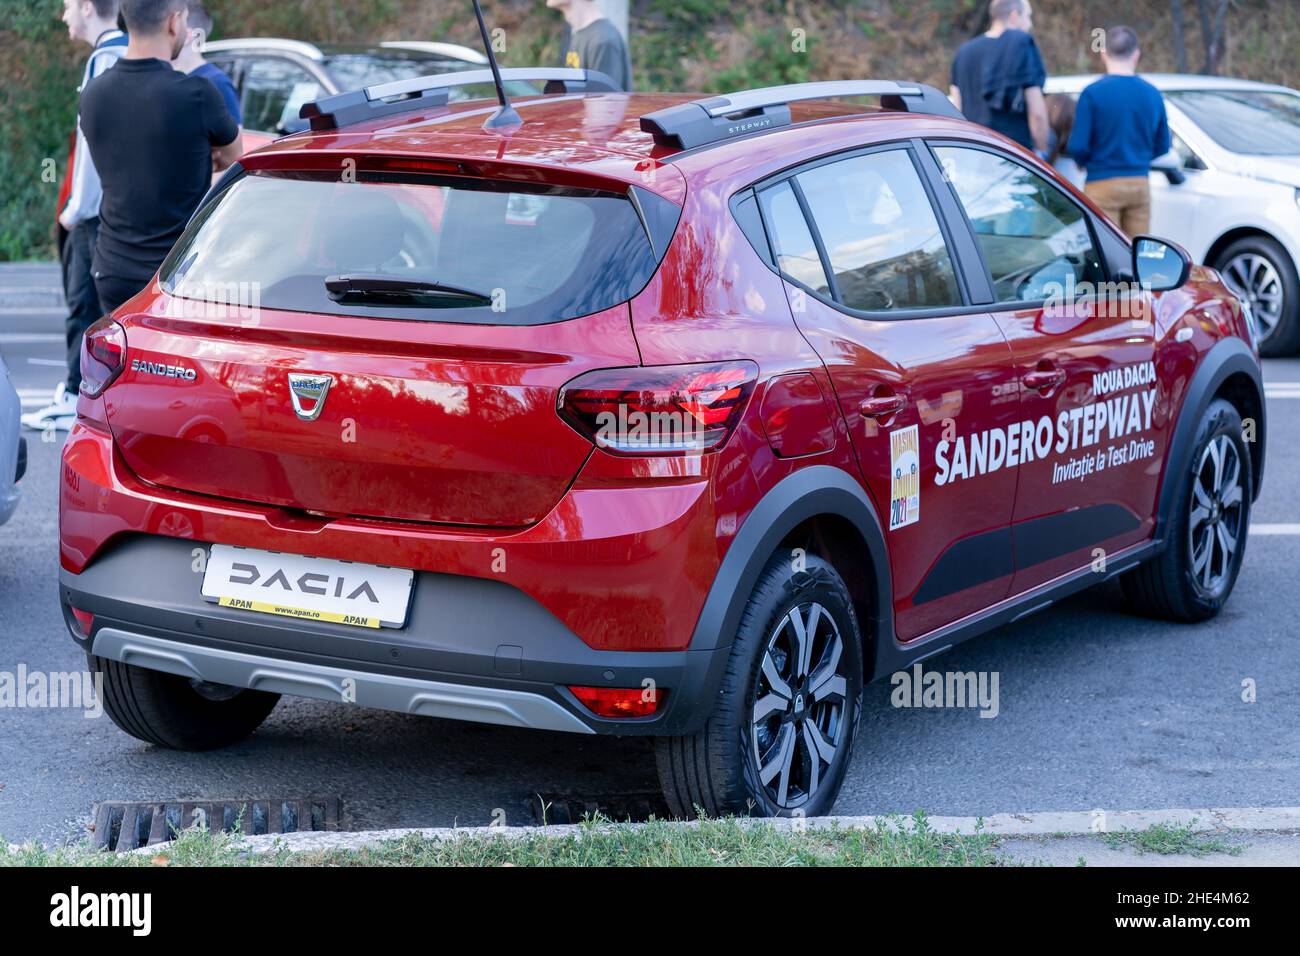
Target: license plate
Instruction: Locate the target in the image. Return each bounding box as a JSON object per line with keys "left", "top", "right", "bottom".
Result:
{"left": 201, "top": 545, "right": 414, "bottom": 629}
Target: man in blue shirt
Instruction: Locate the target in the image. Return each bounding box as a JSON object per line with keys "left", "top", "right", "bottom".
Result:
{"left": 950, "top": 0, "right": 1049, "bottom": 154}
{"left": 1067, "top": 26, "right": 1171, "bottom": 236}
{"left": 172, "top": 1, "right": 243, "bottom": 151}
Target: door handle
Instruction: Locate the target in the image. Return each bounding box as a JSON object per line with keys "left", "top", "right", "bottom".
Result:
{"left": 860, "top": 393, "right": 905, "bottom": 420}
{"left": 1022, "top": 367, "right": 1066, "bottom": 392}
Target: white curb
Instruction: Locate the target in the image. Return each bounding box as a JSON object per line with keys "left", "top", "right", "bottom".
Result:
{"left": 137, "top": 806, "right": 1300, "bottom": 856}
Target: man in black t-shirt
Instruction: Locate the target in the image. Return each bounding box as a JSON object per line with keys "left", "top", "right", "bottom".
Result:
{"left": 547, "top": 0, "right": 632, "bottom": 92}
{"left": 80, "top": 0, "right": 240, "bottom": 314}
{"left": 949, "top": 0, "right": 1049, "bottom": 154}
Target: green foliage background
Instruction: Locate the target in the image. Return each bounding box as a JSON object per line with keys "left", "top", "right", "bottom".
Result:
{"left": 2, "top": 0, "right": 1297, "bottom": 260}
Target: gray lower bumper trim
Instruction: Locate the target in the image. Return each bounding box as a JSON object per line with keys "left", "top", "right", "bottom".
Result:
{"left": 91, "top": 628, "right": 595, "bottom": 735}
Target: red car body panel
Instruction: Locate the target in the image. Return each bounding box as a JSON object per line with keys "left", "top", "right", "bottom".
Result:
{"left": 59, "top": 90, "right": 1259, "bottom": 670}
{"left": 102, "top": 300, "right": 637, "bottom": 527}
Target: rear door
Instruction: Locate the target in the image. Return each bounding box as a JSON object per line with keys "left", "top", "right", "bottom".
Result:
{"left": 752, "top": 143, "right": 1022, "bottom": 641}
{"left": 930, "top": 141, "right": 1163, "bottom": 595}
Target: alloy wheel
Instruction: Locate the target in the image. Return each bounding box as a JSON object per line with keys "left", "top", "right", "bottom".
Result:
{"left": 750, "top": 601, "right": 851, "bottom": 810}
{"left": 1221, "top": 252, "right": 1284, "bottom": 343}
{"left": 1188, "top": 434, "right": 1246, "bottom": 598}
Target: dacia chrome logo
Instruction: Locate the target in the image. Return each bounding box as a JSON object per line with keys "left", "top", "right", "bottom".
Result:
{"left": 287, "top": 373, "right": 334, "bottom": 422}
{"left": 228, "top": 562, "right": 379, "bottom": 603}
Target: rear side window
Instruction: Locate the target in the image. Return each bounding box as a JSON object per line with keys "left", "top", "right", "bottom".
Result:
{"left": 160, "top": 171, "right": 664, "bottom": 325}
{"left": 757, "top": 182, "right": 830, "bottom": 295}
{"left": 794, "top": 151, "right": 961, "bottom": 313}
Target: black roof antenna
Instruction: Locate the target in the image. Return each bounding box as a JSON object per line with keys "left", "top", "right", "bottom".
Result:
{"left": 473, "top": 0, "right": 521, "bottom": 130}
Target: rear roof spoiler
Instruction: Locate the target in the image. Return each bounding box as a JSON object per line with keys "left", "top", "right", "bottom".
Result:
{"left": 639, "top": 80, "right": 962, "bottom": 150}
{"left": 300, "top": 67, "right": 620, "bottom": 131}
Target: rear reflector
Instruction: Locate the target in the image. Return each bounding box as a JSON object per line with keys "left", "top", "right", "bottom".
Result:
{"left": 71, "top": 608, "right": 94, "bottom": 637}
{"left": 558, "top": 361, "right": 758, "bottom": 456}
{"left": 568, "top": 685, "right": 666, "bottom": 719}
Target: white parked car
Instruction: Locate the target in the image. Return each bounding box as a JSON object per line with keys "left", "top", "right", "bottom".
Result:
{"left": 1048, "top": 74, "right": 1300, "bottom": 355}
{"left": 199, "top": 39, "right": 492, "bottom": 143}
{"left": 0, "top": 354, "right": 24, "bottom": 526}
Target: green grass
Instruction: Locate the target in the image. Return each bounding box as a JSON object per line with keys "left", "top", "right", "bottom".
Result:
{"left": 2, "top": 812, "right": 1003, "bottom": 867}
{"left": 1102, "top": 820, "right": 1243, "bottom": 858}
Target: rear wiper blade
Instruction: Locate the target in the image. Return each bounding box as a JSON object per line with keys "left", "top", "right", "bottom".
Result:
{"left": 324, "top": 274, "right": 493, "bottom": 305}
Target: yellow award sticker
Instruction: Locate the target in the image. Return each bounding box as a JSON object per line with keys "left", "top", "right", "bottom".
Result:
{"left": 889, "top": 425, "right": 920, "bottom": 530}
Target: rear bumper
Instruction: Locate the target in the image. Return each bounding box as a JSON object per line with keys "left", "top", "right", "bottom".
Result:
{"left": 60, "top": 421, "right": 722, "bottom": 653}
{"left": 61, "top": 535, "right": 730, "bottom": 736}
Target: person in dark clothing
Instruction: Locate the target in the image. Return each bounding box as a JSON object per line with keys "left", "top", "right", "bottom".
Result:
{"left": 949, "top": 0, "right": 1048, "bottom": 154}
{"left": 79, "top": 0, "right": 240, "bottom": 314}
{"left": 1068, "top": 26, "right": 1171, "bottom": 237}
{"left": 172, "top": 1, "right": 245, "bottom": 143}
{"left": 23, "top": 0, "right": 127, "bottom": 432}
{"left": 547, "top": 0, "right": 632, "bottom": 92}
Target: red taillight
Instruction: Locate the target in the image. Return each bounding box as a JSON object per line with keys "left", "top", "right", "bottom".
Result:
{"left": 568, "top": 685, "right": 666, "bottom": 719}
{"left": 558, "top": 361, "right": 759, "bottom": 456}
{"left": 70, "top": 608, "right": 94, "bottom": 637}
{"left": 80, "top": 318, "right": 127, "bottom": 398}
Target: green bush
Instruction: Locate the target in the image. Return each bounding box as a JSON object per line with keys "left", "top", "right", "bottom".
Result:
{"left": 0, "top": 0, "right": 81, "bottom": 261}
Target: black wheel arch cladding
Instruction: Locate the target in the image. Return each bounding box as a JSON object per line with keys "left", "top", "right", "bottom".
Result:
{"left": 1155, "top": 336, "right": 1265, "bottom": 545}
{"left": 688, "top": 464, "right": 891, "bottom": 670}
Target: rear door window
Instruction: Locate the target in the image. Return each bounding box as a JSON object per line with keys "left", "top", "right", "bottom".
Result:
{"left": 755, "top": 149, "right": 963, "bottom": 313}
{"left": 794, "top": 150, "right": 962, "bottom": 313}
{"left": 160, "top": 171, "right": 666, "bottom": 326}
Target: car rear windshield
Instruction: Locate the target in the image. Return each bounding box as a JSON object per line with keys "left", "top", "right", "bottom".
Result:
{"left": 1166, "top": 90, "right": 1300, "bottom": 156}
{"left": 159, "top": 171, "right": 662, "bottom": 325}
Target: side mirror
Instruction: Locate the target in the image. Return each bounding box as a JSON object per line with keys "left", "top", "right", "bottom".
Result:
{"left": 1150, "top": 150, "right": 1187, "bottom": 186}
{"left": 1133, "top": 235, "right": 1193, "bottom": 292}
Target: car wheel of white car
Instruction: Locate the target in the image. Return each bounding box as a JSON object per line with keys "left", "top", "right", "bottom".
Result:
{"left": 1215, "top": 236, "right": 1300, "bottom": 356}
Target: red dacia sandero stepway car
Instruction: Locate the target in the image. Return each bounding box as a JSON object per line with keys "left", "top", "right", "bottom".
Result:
{"left": 60, "top": 68, "right": 1266, "bottom": 817}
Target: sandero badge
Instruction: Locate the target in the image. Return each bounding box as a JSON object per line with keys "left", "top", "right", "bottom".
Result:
{"left": 287, "top": 373, "right": 334, "bottom": 422}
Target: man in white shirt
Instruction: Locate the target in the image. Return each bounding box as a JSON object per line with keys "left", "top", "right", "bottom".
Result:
{"left": 23, "top": 0, "right": 127, "bottom": 432}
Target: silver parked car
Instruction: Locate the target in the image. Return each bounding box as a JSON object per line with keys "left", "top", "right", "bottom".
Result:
{"left": 0, "top": 353, "right": 24, "bottom": 525}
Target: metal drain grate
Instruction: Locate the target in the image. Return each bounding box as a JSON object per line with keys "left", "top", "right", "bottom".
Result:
{"left": 529, "top": 792, "right": 672, "bottom": 825}
{"left": 91, "top": 798, "right": 342, "bottom": 852}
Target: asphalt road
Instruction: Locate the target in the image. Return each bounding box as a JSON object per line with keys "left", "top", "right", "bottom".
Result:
{"left": 2, "top": 264, "right": 1298, "bottom": 845}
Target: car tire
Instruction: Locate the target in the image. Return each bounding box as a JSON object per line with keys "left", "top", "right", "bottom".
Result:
{"left": 1121, "top": 398, "right": 1252, "bottom": 622}
{"left": 654, "top": 552, "right": 863, "bottom": 818}
{"left": 1213, "top": 235, "right": 1300, "bottom": 356}
{"left": 89, "top": 654, "right": 280, "bottom": 751}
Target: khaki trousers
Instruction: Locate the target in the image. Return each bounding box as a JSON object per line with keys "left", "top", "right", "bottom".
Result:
{"left": 1084, "top": 176, "right": 1151, "bottom": 237}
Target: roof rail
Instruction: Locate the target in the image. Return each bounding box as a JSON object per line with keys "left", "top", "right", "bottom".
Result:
{"left": 300, "top": 67, "right": 620, "bottom": 131}
{"left": 640, "top": 80, "right": 962, "bottom": 150}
